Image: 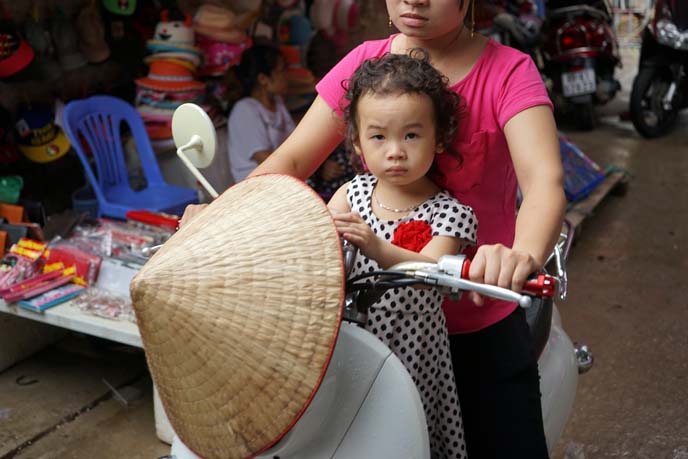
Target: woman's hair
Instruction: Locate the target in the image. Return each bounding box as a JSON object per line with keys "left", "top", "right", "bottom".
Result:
{"left": 223, "top": 44, "right": 283, "bottom": 108}
{"left": 342, "top": 49, "right": 463, "bottom": 174}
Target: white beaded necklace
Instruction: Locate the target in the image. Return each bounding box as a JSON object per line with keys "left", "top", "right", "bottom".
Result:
{"left": 372, "top": 190, "right": 423, "bottom": 213}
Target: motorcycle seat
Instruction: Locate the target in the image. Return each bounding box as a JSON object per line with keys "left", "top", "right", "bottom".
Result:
{"left": 524, "top": 296, "right": 553, "bottom": 358}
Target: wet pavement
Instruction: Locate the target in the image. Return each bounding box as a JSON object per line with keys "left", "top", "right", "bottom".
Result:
{"left": 551, "top": 49, "right": 688, "bottom": 458}
{"left": 1, "top": 47, "right": 687, "bottom": 459}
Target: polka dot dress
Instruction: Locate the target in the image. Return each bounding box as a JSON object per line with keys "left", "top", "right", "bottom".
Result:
{"left": 346, "top": 174, "right": 477, "bottom": 459}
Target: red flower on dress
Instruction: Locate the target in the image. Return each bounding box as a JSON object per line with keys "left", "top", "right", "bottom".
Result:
{"left": 391, "top": 220, "right": 433, "bottom": 253}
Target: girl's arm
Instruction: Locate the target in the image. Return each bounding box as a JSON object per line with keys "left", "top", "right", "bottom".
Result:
{"left": 326, "top": 181, "right": 352, "bottom": 214}
{"left": 469, "top": 105, "right": 566, "bottom": 296}
{"left": 333, "top": 212, "right": 463, "bottom": 269}
{"left": 249, "top": 97, "right": 346, "bottom": 179}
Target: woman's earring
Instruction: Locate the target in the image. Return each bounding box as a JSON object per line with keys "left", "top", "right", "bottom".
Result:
{"left": 436, "top": 145, "right": 445, "bottom": 154}
{"left": 470, "top": 0, "right": 475, "bottom": 38}
{"left": 388, "top": 17, "right": 393, "bottom": 28}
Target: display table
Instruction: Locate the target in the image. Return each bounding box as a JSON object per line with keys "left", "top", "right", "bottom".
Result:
{"left": 0, "top": 258, "right": 177, "bottom": 445}
{"left": 0, "top": 299, "right": 142, "bottom": 348}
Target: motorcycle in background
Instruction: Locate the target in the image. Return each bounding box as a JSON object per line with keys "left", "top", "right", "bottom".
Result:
{"left": 541, "top": 0, "right": 622, "bottom": 130}
{"left": 476, "top": 0, "right": 545, "bottom": 57}
{"left": 630, "top": 0, "right": 688, "bottom": 138}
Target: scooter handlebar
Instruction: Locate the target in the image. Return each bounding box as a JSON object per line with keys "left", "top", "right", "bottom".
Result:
{"left": 389, "top": 254, "right": 558, "bottom": 308}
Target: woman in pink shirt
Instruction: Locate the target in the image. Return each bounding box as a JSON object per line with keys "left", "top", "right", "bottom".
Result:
{"left": 181, "top": 1, "right": 565, "bottom": 457}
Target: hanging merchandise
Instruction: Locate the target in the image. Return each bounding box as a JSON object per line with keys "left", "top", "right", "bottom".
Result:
{"left": 193, "top": 4, "right": 249, "bottom": 44}
{"left": 137, "top": 11, "right": 207, "bottom": 142}
{"left": 50, "top": 8, "right": 87, "bottom": 71}
{"left": 309, "top": 0, "right": 359, "bottom": 49}
{"left": 0, "top": 107, "right": 19, "bottom": 165}
{"left": 76, "top": 0, "right": 111, "bottom": 64}
{"left": 0, "top": 20, "right": 35, "bottom": 78}
{"left": 277, "top": 9, "right": 312, "bottom": 46}
{"left": 215, "top": 0, "right": 262, "bottom": 15}
{"left": 198, "top": 36, "right": 252, "bottom": 77}
{"left": 144, "top": 51, "right": 201, "bottom": 68}
{"left": 102, "top": 0, "right": 136, "bottom": 16}
{"left": 14, "top": 106, "right": 71, "bottom": 164}
{"left": 193, "top": 4, "right": 253, "bottom": 78}
{"left": 22, "top": 6, "right": 61, "bottom": 82}
{"left": 146, "top": 11, "right": 202, "bottom": 57}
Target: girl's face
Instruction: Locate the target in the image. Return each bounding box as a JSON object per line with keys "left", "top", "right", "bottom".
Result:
{"left": 262, "top": 57, "right": 289, "bottom": 96}
{"left": 353, "top": 92, "right": 439, "bottom": 187}
{"left": 386, "top": 0, "right": 466, "bottom": 40}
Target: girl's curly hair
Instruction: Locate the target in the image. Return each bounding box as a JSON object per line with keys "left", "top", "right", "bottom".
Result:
{"left": 341, "top": 49, "right": 464, "bottom": 175}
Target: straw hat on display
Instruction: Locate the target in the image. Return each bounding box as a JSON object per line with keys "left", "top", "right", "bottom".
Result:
{"left": 130, "top": 174, "right": 344, "bottom": 459}
{"left": 76, "top": 1, "right": 111, "bottom": 64}
{"left": 135, "top": 60, "right": 205, "bottom": 92}
{"left": 137, "top": 10, "right": 207, "bottom": 142}
{"left": 51, "top": 10, "right": 87, "bottom": 71}
{"left": 143, "top": 53, "right": 198, "bottom": 71}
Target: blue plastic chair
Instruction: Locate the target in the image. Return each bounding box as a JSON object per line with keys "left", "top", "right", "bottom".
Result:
{"left": 63, "top": 95, "right": 198, "bottom": 219}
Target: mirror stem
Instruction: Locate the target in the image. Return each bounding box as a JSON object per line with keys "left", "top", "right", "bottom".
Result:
{"left": 176, "top": 134, "right": 219, "bottom": 199}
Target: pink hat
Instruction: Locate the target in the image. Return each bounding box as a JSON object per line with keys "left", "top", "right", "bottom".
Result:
{"left": 197, "top": 36, "right": 251, "bottom": 77}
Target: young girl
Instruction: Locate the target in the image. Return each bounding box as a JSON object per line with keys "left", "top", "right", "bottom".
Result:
{"left": 182, "top": 2, "right": 565, "bottom": 456}
{"left": 224, "top": 44, "right": 294, "bottom": 182}
{"left": 328, "top": 51, "right": 476, "bottom": 459}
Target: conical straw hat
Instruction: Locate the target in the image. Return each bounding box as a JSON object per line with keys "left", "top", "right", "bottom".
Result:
{"left": 130, "top": 174, "right": 344, "bottom": 459}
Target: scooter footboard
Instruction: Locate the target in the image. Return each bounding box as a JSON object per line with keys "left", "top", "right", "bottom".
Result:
{"left": 170, "top": 323, "right": 430, "bottom": 459}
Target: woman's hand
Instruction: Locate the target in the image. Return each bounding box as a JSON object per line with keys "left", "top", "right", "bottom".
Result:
{"left": 178, "top": 203, "right": 209, "bottom": 229}
{"left": 467, "top": 243, "right": 540, "bottom": 306}
{"left": 332, "top": 212, "right": 381, "bottom": 259}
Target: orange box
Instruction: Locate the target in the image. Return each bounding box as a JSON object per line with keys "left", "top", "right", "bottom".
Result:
{"left": 0, "top": 204, "right": 25, "bottom": 224}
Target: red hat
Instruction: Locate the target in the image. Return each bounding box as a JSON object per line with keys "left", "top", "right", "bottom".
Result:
{"left": 135, "top": 60, "right": 205, "bottom": 92}
{"left": 0, "top": 22, "right": 35, "bottom": 78}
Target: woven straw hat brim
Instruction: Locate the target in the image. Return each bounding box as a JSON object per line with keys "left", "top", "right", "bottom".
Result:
{"left": 130, "top": 174, "right": 344, "bottom": 459}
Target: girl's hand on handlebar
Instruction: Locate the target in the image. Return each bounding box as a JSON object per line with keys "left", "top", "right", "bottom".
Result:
{"left": 178, "top": 203, "right": 209, "bottom": 229}
{"left": 332, "top": 212, "right": 380, "bottom": 259}
{"left": 468, "top": 244, "right": 539, "bottom": 306}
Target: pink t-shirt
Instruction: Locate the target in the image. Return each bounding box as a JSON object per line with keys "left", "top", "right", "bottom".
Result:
{"left": 316, "top": 36, "right": 553, "bottom": 334}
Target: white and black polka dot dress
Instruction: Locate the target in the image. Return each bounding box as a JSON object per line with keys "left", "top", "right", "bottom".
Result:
{"left": 346, "top": 174, "right": 477, "bottom": 459}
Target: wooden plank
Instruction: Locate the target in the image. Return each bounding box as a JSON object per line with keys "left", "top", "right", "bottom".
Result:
{"left": 565, "top": 170, "right": 626, "bottom": 231}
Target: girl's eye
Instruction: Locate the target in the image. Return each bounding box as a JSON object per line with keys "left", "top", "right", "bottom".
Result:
{"left": 405, "top": 132, "right": 419, "bottom": 140}
{"left": 371, "top": 134, "right": 385, "bottom": 140}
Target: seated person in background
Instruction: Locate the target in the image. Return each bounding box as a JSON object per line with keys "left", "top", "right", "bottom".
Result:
{"left": 224, "top": 44, "right": 295, "bottom": 182}
{"left": 306, "top": 143, "right": 355, "bottom": 200}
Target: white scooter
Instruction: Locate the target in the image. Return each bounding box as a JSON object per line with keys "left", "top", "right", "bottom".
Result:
{"left": 160, "top": 104, "right": 593, "bottom": 459}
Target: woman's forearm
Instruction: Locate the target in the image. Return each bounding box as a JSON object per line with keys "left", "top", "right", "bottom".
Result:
{"left": 249, "top": 97, "right": 345, "bottom": 179}
{"left": 505, "top": 105, "right": 566, "bottom": 267}
{"left": 513, "top": 179, "right": 566, "bottom": 267}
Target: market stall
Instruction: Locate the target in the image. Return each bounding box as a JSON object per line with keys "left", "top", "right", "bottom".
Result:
{"left": 0, "top": 0, "right": 628, "bottom": 452}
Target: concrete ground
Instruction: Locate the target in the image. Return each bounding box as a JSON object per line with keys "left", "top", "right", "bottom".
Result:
{"left": 552, "top": 47, "right": 688, "bottom": 459}
{"left": 1, "top": 47, "right": 687, "bottom": 459}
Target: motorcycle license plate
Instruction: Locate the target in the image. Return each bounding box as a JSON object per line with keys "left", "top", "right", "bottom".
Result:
{"left": 561, "top": 69, "right": 596, "bottom": 97}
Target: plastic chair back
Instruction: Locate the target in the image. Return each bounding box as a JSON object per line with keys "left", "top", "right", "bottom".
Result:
{"left": 63, "top": 95, "right": 198, "bottom": 219}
